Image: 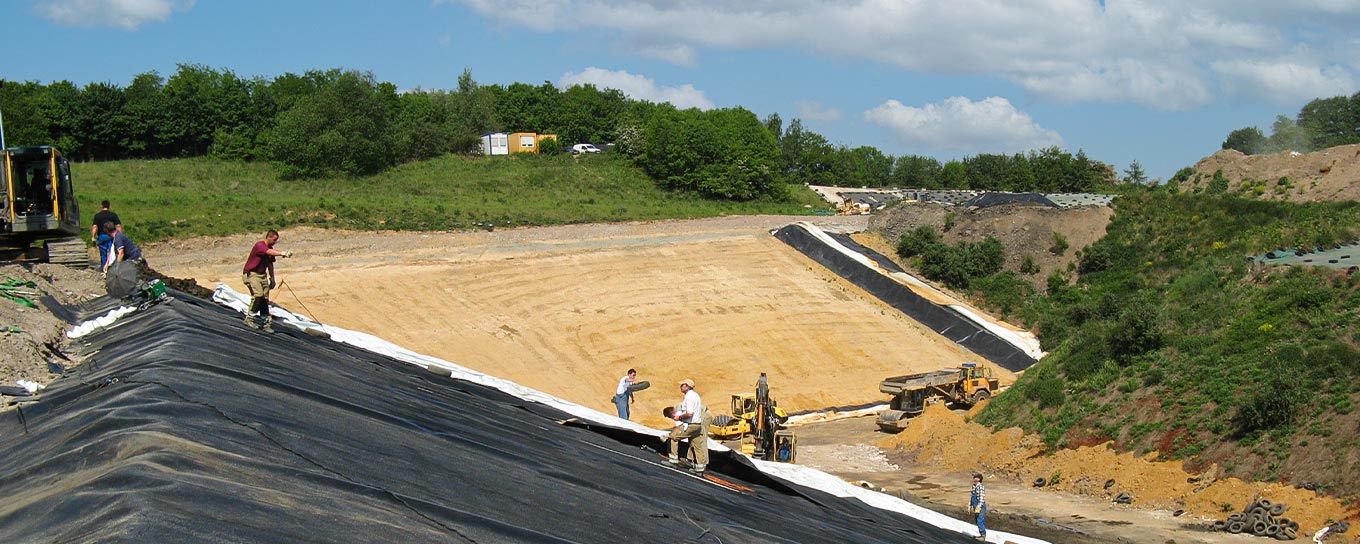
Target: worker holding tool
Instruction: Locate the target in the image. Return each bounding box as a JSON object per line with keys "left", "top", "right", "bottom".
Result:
{"left": 668, "top": 378, "right": 708, "bottom": 474}
{"left": 242, "top": 229, "right": 292, "bottom": 333}
{"left": 970, "top": 472, "right": 988, "bottom": 540}
{"left": 612, "top": 368, "right": 638, "bottom": 420}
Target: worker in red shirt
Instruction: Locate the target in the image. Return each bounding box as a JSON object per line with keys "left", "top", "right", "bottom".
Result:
{"left": 242, "top": 229, "right": 292, "bottom": 333}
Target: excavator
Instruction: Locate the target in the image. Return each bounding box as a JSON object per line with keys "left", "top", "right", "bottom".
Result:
{"left": 1, "top": 145, "right": 84, "bottom": 266}
{"left": 711, "top": 373, "right": 796, "bottom": 463}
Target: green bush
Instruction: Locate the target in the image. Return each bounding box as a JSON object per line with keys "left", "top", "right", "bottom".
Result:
{"left": 1027, "top": 375, "right": 1065, "bottom": 409}
{"left": 896, "top": 225, "right": 942, "bottom": 258}
{"left": 1206, "top": 169, "right": 1230, "bottom": 194}
{"left": 1049, "top": 232, "right": 1069, "bottom": 255}
{"left": 1020, "top": 254, "right": 1040, "bottom": 275}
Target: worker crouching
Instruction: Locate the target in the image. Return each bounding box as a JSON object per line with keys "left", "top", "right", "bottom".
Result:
{"left": 668, "top": 378, "right": 709, "bottom": 474}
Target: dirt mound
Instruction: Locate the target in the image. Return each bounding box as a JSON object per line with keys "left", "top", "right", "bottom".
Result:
{"left": 879, "top": 403, "right": 1358, "bottom": 537}
{"left": 868, "top": 202, "right": 1114, "bottom": 292}
{"left": 0, "top": 264, "right": 106, "bottom": 388}
{"left": 1188, "top": 143, "right": 1360, "bottom": 202}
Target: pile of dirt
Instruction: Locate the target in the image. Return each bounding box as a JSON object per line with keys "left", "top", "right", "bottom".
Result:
{"left": 0, "top": 264, "right": 106, "bottom": 388}
{"left": 867, "top": 201, "right": 1114, "bottom": 292}
{"left": 1187, "top": 143, "right": 1360, "bottom": 202}
{"left": 879, "top": 403, "right": 1358, "bottom": 538}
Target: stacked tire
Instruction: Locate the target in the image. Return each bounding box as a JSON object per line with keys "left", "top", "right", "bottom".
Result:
{"left": 1209, "top": 499, "right": 1298, "bottom": 540}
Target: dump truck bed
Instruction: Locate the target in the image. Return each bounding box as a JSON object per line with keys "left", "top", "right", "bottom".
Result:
{"left": 878, "top": 369, "right": 959, "bottom": 395}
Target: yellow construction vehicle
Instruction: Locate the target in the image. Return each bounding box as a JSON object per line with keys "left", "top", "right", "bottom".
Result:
{"left": 1, "top": 145, "right": 84, "bottom": 265}
{"left": 876, "top": 362, "right": 999, "bottom": 432}
{"left": 711, "top": 374, "right": 796, "bottom": 463}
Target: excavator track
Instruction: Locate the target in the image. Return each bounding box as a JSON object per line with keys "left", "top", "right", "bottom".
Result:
{"left": 44, "top": 238, "right": 90, "bottom": 268}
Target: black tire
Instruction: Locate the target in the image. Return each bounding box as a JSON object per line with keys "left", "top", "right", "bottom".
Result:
{"left": 1033, "top": 478, "right": 1046, "bottom": 487}
{"left": 1252, "top": 520, "right": 1268, "bottom": 536}
{"left": 1258, "top": 498, "right": 1273, "bottom": 508}
{"left": 1228, "top": 512, "right": 1244, "bottom": 522}
{"left": 1266, "top": 523, "right": 1281, "bottom": 537}
{"left": 1211, "top": 520, "right": 1227, "bottom": 531}
{"left": 1104, "top": 479, "right": 1116, "bottom": 490}
{"left": 627, "top": 380, "right": 651, "bottom": 393}
{"left": 1282, "top": 527, "right": 1297, "bottom": 540}
{"left": 971, "top": 390, "right": 991, "bottom": 405}
{"left": 1227, "top": 521, "right": 1244, "bottom": 534}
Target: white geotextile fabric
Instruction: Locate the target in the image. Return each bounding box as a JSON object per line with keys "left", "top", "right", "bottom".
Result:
{"left": 66, "top": 306, "right": 137, "bottom": 339}
{"left": 206, "top": 283, "right": 1049, "bottom": 544}
{"left": 785, "top": 221, "right": 1046, "bottom": 362}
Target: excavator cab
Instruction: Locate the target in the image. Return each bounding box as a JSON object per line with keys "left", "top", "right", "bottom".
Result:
{"left": 2, "top": 146, "right": 84, "bottom": 264}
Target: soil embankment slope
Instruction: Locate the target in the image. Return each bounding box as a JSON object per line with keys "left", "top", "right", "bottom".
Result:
{"left": 148, "top": 215, "right": 1019, "bottom": 428}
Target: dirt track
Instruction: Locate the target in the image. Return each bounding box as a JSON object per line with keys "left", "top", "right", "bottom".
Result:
{"left": 147, "top": 215, "right": 1018, "bottom": 428}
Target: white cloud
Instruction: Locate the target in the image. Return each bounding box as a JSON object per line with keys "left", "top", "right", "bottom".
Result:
{"left": 863, "top": 96, "right": 1063, "bottom": 154}
{"left": 1212, "top": 60, "right": 1357, "bottom": 104}
{"left": 795, "top": 100, "right": 842, "bottom": 122}
{"left": 441, "top": 0, "right": 1360, "bottom": 109}
{"left": 635, "top": 43, "right": 696, "bottom": 68}
{"left": 35, "top": 0, "right": 193, "bottom": 30}
{"left": 558, "top": 67, "right": 715, "bottom": 110}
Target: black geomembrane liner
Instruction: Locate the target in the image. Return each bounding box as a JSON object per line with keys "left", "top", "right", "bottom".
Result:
{"left": 0, "top": 290, "right": 977, "bottom": 543}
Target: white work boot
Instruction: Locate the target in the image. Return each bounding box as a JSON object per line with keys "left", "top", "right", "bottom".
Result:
{"left": 243, "top": 315, "right": 260, "bottom": 330}
{"left": 668, "top": 455, "right": 680, "bottom": 466}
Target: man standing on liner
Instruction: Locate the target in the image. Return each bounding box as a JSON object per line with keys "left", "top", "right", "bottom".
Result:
{"left": 613, "top": 368, "right": 639, "bottom": 420}
{"left": 668, "top": 378, "right": 708, "bottom": 474}
{"left": 242, "top": 229, "right": 291, "bottom": 333}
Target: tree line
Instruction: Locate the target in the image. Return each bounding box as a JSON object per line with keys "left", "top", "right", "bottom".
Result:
{"left": 1221, "top": 92, "right": 1360, "bottom": 155}
{"left": 1, "top": 64, "right": 1114, "bottom": 199}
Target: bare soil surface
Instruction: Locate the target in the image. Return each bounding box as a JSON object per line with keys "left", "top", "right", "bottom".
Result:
{"left": 797, "top": 412, "right": 1356, "bottom": 544}
{"left": 0, "top": 264, "right": 106, "bottom": 388}
{"left": 146, "top": 215, "right": 1019, "bottom": 429}
{"left": 1188, "top": 143, "right": 1360, "bottom": 202}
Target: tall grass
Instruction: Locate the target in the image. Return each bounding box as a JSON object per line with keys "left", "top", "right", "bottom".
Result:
{"left": 74, "top": 153, "right": 829, "bottom": 242}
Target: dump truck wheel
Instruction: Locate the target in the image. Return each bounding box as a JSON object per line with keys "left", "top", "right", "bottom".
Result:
{"left": 971, "top": 390, "right": 991, "bottom": 404}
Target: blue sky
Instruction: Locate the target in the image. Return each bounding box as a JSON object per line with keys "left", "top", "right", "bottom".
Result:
{"left": 6, "top": 0, "right": 1359, "bottom": 181}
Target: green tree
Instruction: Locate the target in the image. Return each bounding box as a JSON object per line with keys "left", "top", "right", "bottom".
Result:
{"left": 889, "top": 155, "right": 942, "bottom": 188}
{"left": 267, "top": 70, "right": 396, "bottom": 178}
{"left": 1266, "top": 115, "right": 1312, "bottom": 153}
{"left": 1298, "top": 95, "right": 1360, "bottom": 150}
{"left": 1222, "top": 127, "right": 1267, "bottom": 155}
{"left": 1123, "top": 160, "right": 1148, "bottom": 184}
{"left": 639, "top": 106, "right": 783, "bottom": 200}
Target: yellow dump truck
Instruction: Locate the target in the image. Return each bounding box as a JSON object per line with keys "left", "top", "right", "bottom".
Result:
{"left": 876, "top": 363, "right": 998, "bottom": 432}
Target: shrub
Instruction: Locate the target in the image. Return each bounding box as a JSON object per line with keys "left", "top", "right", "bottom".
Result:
{"left": 943, "top": 212, "right": 957, "bottom": 232}
{"left": 537, "top": 136, "right": 563, "bottom": 156}
{"left": 1020, "top": 254, "right": 1040, "bottom": 275}
{"left": 896, "top": 225, "right": 942, "bottom": 258}
{"left": 1027, "top": 375, "right": 1065, "bottom": 409}
{"left": 1206, "top": 169, "right": 1230, "bottom": 194}
{"left": 1049, "top": 232, "right": 1069, "bottom": 255}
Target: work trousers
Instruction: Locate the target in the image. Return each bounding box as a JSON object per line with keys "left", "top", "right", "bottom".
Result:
{"left": 242, "top": 272, "right": 272, "bottom": 318}
{"left": 668, "top": 410, "right": 710, "bottom": 470}
{"left": 612, "top": 393, "right": 630, "bottom": 420}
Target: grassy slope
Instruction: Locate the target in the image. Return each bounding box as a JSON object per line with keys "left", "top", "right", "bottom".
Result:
{"left": 74, "top": 153, "right": 828, "bottom": 243}
{"left": 975, "top": 187, "right": 1360, "bottom": 497}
